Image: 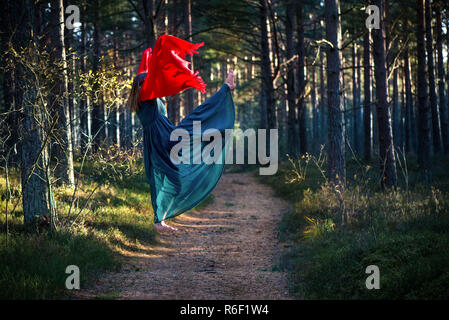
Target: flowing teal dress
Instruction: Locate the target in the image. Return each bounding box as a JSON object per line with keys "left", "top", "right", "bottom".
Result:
{"left": 136, "top": 84, "right": 235, "bottom": 223}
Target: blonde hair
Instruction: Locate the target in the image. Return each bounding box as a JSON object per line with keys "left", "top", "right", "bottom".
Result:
{"left": 127, "top": 73, "right": 147, "bottom": 112}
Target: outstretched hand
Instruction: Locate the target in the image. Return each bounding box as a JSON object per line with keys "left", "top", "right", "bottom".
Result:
{"left": 225, "top": 69, "right": 236, "bottom": 90}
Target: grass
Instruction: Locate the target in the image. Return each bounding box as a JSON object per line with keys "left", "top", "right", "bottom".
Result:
{"left": 259, "top": 154, "right": 449, "bottom": 299}
{"left": 0, "top": 151, "right": 158, "bottom": 299}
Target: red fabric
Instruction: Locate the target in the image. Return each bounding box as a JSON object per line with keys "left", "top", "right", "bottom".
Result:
{"left": 138, "top": 35, "right": 207, "bottom": 101}
{"left": 137, "top": 48, "right": 152, "bottom": 74}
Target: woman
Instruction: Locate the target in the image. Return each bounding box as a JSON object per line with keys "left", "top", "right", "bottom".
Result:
{"left": 127, "top": 35, "right": 236, "bottom": 233}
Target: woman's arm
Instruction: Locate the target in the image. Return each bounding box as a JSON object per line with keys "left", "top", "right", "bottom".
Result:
{"left": 224, "top": 69, "right": 236, "bottom": 90}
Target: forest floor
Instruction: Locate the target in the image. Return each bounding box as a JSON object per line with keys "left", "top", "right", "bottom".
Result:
{"left": 74, "top": 172, "right": 292, "bottom": 300}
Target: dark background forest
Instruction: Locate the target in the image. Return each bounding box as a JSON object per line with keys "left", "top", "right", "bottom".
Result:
{"left": 1, "top": 0, "right": 449, "bottom": 300}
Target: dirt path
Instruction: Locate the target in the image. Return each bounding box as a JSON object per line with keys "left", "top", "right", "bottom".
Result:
{"left": 76, "top": 172, "right": 292, "bottom": 299}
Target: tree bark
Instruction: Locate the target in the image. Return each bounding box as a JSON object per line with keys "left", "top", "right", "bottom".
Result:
{"left": 352, "top": 42, "right": 360, "bottom": 153}
{"left": 319, "top": 48, "right": 326, "bottom": 147}
{"left": 143, "top": 0, "right": 156, "bottom": 47}
{"left": 16, "top": 0, "right": 50, "bottom": 224}
{"left": 325, "top": 0, "right": 345, "bottom": 185}
{"left": 286, "top": 0, "right": 296, "bottom": 154}
{"left": 372, "top": 0, "right": 397, "bottom": 188}
{"left": 425, "top": 0, "right": 441, "bottom": 153}
{"left": 91, "top": 0, "right": 106, "bottom": 151}
{"left": 416, "top": 0, "right": 432, "bottom": 171}
{"left": 435, "top": 8, "right": 448, "bottom": 153}
{"left": 392, "top": 67, "right": 399, "bottom": 147}
{"left": 363, "top": 28, "right": 372, "bottom": 160}
{"left": 296, "top": 2, "right": 307, "bottom": 154}
{"left": 80, "top": 13, "right": 90, "bottom": 154}
{"left": 183, "top": 0, "right": 195, "bottom": 115}
{"left": 50, "top": 0, "right": 75, "bottom": 185}
{"left": 259, "top": 0, "right": 276, "bottom": 131}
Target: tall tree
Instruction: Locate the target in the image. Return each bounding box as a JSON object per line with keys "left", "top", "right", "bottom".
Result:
{"left": 183, "top": 0, "right": 195, "bottom": 114}
{"left": 16, "top": 0, "right": 50, "bottom": 224}
{"left": 325, "top": 0, "right": 345, "bottom": 185}
{"left": 319, "top": 48, "right": 326, "bottom": 146}
{"left": 416, "top": 0, "right": 432, "bottom": 171}
{"left": 296, "top": 2, "right": 307, "bottom": 154}
{"left": 143, "top": 0, "right": 156, "bottom": 47}
{"left": 91, "top": 0, "right": 106, "bottom": 151}
{"left": 167, "top": 0, "right": 180, "bottom": 124}
{"left": 372, "top": 0, "right": 397, "bottom": 188}
{"left": 435, "top": 6, "right": 448, "bottom": 153}
{"left": 285, "top": 0, "right": 296, "bottom": 154}
{"left": 259, "top": 0, "right": 276, "bottom": 131}
{"left": 425, "top": 0, "right": 441, "bottom": 153}
{"left": 352, "top": 42, "right": 360, "bottom": 153}
{"left": 50, "top": 0, "right": 75, "bottom": 185}
{"left": 363, "top": 28, "right": 372, "bottom": 160}
{"left": 80, "top": 5, "right": 90, "bottom": 154}
{"left": 403, "top": 48, "right": 414, "bottom": 154}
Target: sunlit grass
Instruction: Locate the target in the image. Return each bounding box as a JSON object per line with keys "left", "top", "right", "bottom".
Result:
{"left": 0, "top": 157, "right": 157, "bottom": 299}
{"left": 260, "top": 155, "right": 449, "bottom": 299}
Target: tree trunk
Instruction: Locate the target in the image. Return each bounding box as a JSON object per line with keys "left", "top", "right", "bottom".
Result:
{"left": 183, "top": 0, "right": 195, "bottom": 115}
{"left": 91, "top": 0, "right": 105, "bottom": 151}
{"left": 80, "top": 15, "right": 90, "bottom": 154}
{"left": 143, "top": 0, "right": 156, "bottom": 47}
{"left": 435, "top": 8, "right": 448, "bottom": 153}
{"left": 296, "top": 2, "right": 307, "bottom": 154}
{"left": 404, "top": 48, "right": 414, "bottom": 154}
{"left": 312, "top": 63, "right": 319, "bottom": 152}
{"left": 50, "top": 0, "right": 75, "bottom": 185}
{"left": 425, "top": 0, "right": 441, "bottom": 153}
{"left": 352, "top": 42, "right": 360, "bottom": 153}
{"left": 416, "top": 0, "right": 432, "bottom": 171}
{"left": 16, "top": 0, "right": 50, "bottom": 225}
{"left": 167, "top": 0, "right": 180, "bottom": 124}
{"left": 372, "top": 0, "right": 397, "bottom": 188}
{"left": 325, "top": 0, "right": 345, "bottom": 185}
{"left": 319, "top": 48, "right": 326, "bottom": 147}
{"left": 392, "top": 67, "right": 399, "bottom": 147}
{"left": 363, "top": 29, "right": 372, "bottom": 160}
{"left": 259, "top": 0, "right": 276, "bottom": 131}
{"left": 286, "top": 0, "right": 296, "bottom": 154}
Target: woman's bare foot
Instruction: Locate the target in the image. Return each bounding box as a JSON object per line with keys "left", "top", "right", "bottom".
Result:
{"left": 154, "top": 220, "right": 178, "bottom": 233}
{"left": 225, "top": 69, "right": 236, "bottom": 90}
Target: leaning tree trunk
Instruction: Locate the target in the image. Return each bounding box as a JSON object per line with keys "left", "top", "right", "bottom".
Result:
{"left": 372, "top": 0, "right": 397, "bottom": 188}
{"left": 435, "top": 8, "right": 448, "bottom": 154}
{"left": 416, "top": 0, "right": 432, "bottom": 171}
{"left": 286, "top": 0, "right": 296, "bottom": 154}
{"left": 325, "top": 0, "right": 345, "bottom": 185}
{"left": 50, "top": 0, "right": 75, "bottom": 185}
